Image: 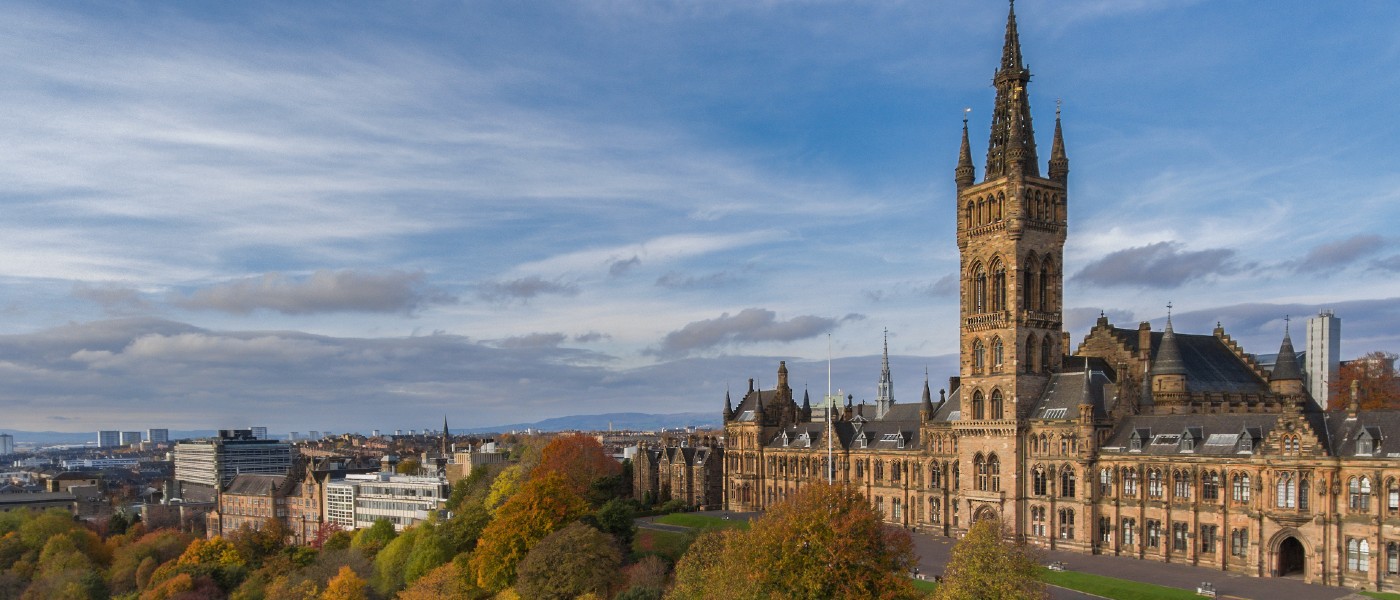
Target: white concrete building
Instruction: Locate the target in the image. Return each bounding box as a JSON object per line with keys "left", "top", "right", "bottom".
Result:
{"left": 324, "top": 473, "right": 449, "bottom": 531}
{"left": 1306, "top": 310, "right": 1341, "bottom": 409}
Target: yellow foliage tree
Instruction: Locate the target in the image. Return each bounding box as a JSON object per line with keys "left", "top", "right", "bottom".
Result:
{"left": 932, "top": 518, "right": 1046, "bottom": 600}
{"left": 320, "top": 565, "right": 368, "bottom": 600}
{"left": 470, "top": 472, "right": 588, "bottom": 592}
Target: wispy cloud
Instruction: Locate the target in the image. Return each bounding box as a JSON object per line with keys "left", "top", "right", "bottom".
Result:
{"left": 650, "top": 308, "right": 864, "bottom": 358}
{"left": 1293, "top": 234, "right": 1386, "bottom": 273}
{"left": 173, "top": 270, "right": 453, "bottom": 315}
{"left": 476, "top": 276, "right": 579, "bottom": 303}
{"left": 1072, "top": 242, "right": 1241, "bottom": 288}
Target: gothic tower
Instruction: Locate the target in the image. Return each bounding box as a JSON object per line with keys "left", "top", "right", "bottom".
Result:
{"left": 952, "top": 0, "right": 1067, "bottom": 526}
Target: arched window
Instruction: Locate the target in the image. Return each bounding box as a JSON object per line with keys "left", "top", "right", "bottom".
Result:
{"left": 1060, "top": 467, "right": 1076, "bottom": 498}
{"left": 1025, "top": 334, "right": 1037, "bottom": 373}
{"left": 1033, "top": 466, "right": 1047, "bottom": 496}
{"left": 988, "top": 454, "right": 1001, "bottom": 492}
{"left": 1352, "top": 477, "right": 1373, "bottom": 512}
{"left": 964, "top": 201, "right": 974, "bottom": 229}
{"left": 1041, "top": 337, "right": 1052, "bottom": 373}
{"left": 972, "top": 390, "right": 985, "bottom": 420}
{"left": 1099, "top": 468, "right": 1113, "bottom": 497}
{"left": 930, "top": 463, "right": 941, "bottom": 488}
{"left": 1389, "top": 542, "right": 1400, "bottom": 576}
{"left": 973, "top": 266, "right": 987, "bottom": 313}
{"left": 953, "top": 461, "right": 960, "bottom": 490}
{"left": 1278, "top": 472, "right": 1296, "bottom": 508}
{"left": 1232, "top": 473, "right": 1251, "bottom": 503}
{"left": 990, "top": 389, "right": 1004, "bottom": 419}
{"left": 1202, "top": 471, "right": 1220, "bottom": 501}
{"left": 1031, "top": 506, "right": 1046, "bottom": 537}
{"left": 1123, "top": 468, "right": 1139, "bottom": 496}
{"left": 1023, "top": 255, "right": 1038, "bottom": 312}
{"left": 1039, "top": 262, "right": 1050, "bottom": 312}
{"left": 974, "top": 454, "right": 988, "bottom": 491}
{"left": 992, "top": 337, "right": 1004, "bottom": 369}
{"left": 1349, "top": 539, "right": 1361, "bottom": 571}
{"left": 930, "top": 498, "right": 940, "bottom": 524}
{"left": 995, "top": 192, "right": 1005, "bottom": 221}
{"left": 1299, "top": 478, "right": 1310, "bottom": 511}
{"left": 1361, "top": 539, "right": 1372, "bottom": 572}
{"left": 992, "top": 262, "right": 1007, "bottom": 311}
{"left": 1148, "top": 468, "right": 1163, "bottom": 498}
{"left": 1388, "top": 478, "right": 1399, "bottom": 515}
{"left": 1174, "top": 470, "right": 1191, "bottom": 500}
{"left": 1058, "top": 508, "right": 1075, "bottom": 540}
{"left": 973, "top": 339, "right": 986, "bottom": 373}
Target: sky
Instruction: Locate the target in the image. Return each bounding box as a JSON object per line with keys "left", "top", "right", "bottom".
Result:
{"left": 1, "top": 0, "right": 1398, "bottom": 433}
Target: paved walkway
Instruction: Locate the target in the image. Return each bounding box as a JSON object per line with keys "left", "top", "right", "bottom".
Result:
{"left": 910, "top": 531, "right": 1361, "bottom": 600}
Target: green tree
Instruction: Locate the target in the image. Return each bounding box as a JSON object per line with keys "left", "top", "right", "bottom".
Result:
{"left": 443, "top": 500, "right": 491, "bottom": 554}
{"left": 470, "top": 472, "right": 589, "bottom": 592}
{"left": 370, "top": 525, "right": 419, "bottom": 596}
{"left": 933, "top": 518, "right": 1046, "bottom": 600}
{"left": 403, "top": 521, "right": 455, "bottom": 585}
{"left": 515, "top": 522, "right": 622, "bottom": 600}
{"left": 349, "top": 519, "right": 396, "bottom": 557}
{"left": 589, "top": 498, "right": 637, "bottom": 548}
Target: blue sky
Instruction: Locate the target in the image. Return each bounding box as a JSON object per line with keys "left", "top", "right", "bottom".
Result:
{"left": 1, "top": 0, "right": 1398, "bottom": 433}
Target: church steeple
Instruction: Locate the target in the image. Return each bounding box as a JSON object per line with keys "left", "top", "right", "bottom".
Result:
{"left": 876, "top": 329, "right": 894, "bottom": 418}
{"left": 985, "top": 0, "right": 1039, "bottom": 180}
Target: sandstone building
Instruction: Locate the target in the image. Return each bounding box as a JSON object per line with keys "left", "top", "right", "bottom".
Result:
{"left": 721, "top": 4, "right": 1400, "bottom": 592}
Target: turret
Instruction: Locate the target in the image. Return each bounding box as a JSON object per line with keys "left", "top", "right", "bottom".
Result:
{"left": 1151, "top": 314, "right": 1188, "bottom": 400}
{"left": 1269, "top": 319, "right": 1305, "bottom": 396}
{"left": 1048, "top": 104, "right": 1068, "bottom": 183}
{"left": 955, "top": 114, "right": 975, "bottom": 189}
{"left": 921, "top": 371, "right": 935, "bottom": 421}
{"left": 723, "top": 389, "right": 734, "bottom": 422}
{"left": 801, "top": 388, "right": 812, "bottom": 422}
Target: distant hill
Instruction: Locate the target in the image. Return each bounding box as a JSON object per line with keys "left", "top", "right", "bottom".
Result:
{"left": 459, "top": 412, "right": 721, "bottom": 434}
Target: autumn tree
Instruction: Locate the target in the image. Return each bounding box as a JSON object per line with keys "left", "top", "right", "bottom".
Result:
{"left": 933, "top": 518, "right": 1046, "bottom": 600}
{"left": 321, "top": 565, "right": 368, "bottom": 600}
{"left": 470, "top": 472, "right": 589, "bottom": 592}
{"left": 668, "top": 483, "right": 918, "bottom": 600}
{"left": 485, "top": 465, "right": 524, "bottom": 514}
{"left": 108, "top": 529, "right": 195, "bottom": 594}
{"left": 515, "top": 521, "right": 623, "bottom": 600}
{"left": 397, "top": 557, "right": 487, "bottom": 600}
{"left": 532, "top": 434, "right": 623, "bottom": 501}
{"left": 1332, "top": 351, "right": 1400, "bottom": 410}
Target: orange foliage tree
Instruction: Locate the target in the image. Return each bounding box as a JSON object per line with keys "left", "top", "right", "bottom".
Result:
{"left": 670, "top": 483, "right": 918, "bottom": 600}
{"left": 1332, "top": 351, "right": 1400, "bottom": 410}
{"left": 531, "top": 434, "right": 623, "bottom": 498}
{"left": 470, "top": 472, "right": 589, "bottom": 592}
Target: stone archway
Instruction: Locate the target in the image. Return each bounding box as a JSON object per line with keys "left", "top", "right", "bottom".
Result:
{"left": 1277, "top": 536, "right": 1305, "bottom": 578}
{"left": 972, "top": 505, "right": 998, "bottom": 524}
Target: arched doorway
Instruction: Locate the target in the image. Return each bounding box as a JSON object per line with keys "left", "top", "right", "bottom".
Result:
{"left": 1277, "top": 537, "right": 1305, "bottom": 578}
{"left": 972, "top": 505, "right": 998, "bottom": 524}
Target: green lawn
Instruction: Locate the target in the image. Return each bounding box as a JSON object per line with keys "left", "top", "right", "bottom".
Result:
{"left": 1041, "top": 568, "right": 1203, "bottom": 600}
{"left": 910, "top": 578, "right": 938, "bottom": 592}
{"left": 632, "top": 528, "right": 694, "bottom": 562}
{"left": 1361, "top": 592, "right": 1400, "bottom": 600}
{"left": 654, "top": 513, "right": 750, "bottom": 530}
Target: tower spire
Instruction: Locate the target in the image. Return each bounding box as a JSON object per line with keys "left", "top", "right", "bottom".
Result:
{"left": 985, "top": 0, "right": 1039, "bottom": 179}
{"left": 723, "top": 387, "right": 734, "bottom": 421}
{"left": 955, "top": 109, "right": 975, "bottom": 189}
{"left": 1049, "top": 100, "right": 1068, "bottom": 182}
{"left": 876, "top": 329, "right": 894, "bottom": 418}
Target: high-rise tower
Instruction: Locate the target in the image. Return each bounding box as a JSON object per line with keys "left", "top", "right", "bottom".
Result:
{"left": 952, "top": 1, "right": 1066, "bottom": 525}
{"left": 1306, "top": 310, "right": 1341, "bottom": 409}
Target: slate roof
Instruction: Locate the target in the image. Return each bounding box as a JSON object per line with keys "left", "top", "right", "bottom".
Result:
{"left": 224, "top": 473, "right": 288, "bottom": 496}
{"left": 1030, "top": 356, "right": 1114, "bottom": 420}
{"left": 1109, "top": 327, "right": 1267, "bottom": 394}
{"left": 1101, "top": 414, "right": 1278, "bottom": 456}
{"left": 1319, "top": 410, "right": 1400, "bottom": 458}
{"left": 731, "top": 389, "right": 791, "bottom": 422}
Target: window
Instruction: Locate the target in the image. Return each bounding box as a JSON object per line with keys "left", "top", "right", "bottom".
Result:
{"left": 1039, "top": 264, "right": 1049, "bottom": 311}
{"left": 992, "top": 338, "right": 1004, "bottom": 369}
{"left": 890, "top": 461, "right": 901, "bottom": 481}
{"left": 1122, "top": 518, "right": 1137, "bottom": 546}
{"left": 1123, "top": 469, "right": 1139, "bottom": 497}
{"left": 973, "top": 340, "right": 986, "bottom": 374}
{"left": 1148, "top": 468, "right": 1163, "bottom": 498}
{"left": 1231, "top": 528, "right": 1249, "bottom": 558}
{"left": 1060, "top": 468, "right": 1076, "bottom": 498}
{"left": 1098, "top": 517, "right": 1112, "bottom": 544}
{"left": 930, "top": 498, "right": 940, "bottom": 524}
{"left": 1349, "top": 539, "right": 1371, "bottom": 572}
{"left": 875, "top": 461, "right": 884, "bottom": 480}
{"left": 1025, "top": 336, "right": 1037, "bottom": 373}
{"left": 973, "top": 267, "right": 987, "bottom": 313}
{"left": 1146, "top": 520, "right": 1161, "bottom": 548}
{"left": 1172, "top": 522, "right": 1189, "bottom": 552}
{"left": 1033, "top": 467, "right": 1047, "bottom": 496}
{"left": 1232, "top": 473, "right": 1251, "bottom": 503}
{"left": 973, "top": 390, "right": 985, "bottom": 420}
{"left": 930, "top": 464, "right": 942, "bottom": 489}
{"left": 1023, "top": 261, "right": 1036, "bottom": 313}
{"left": 1174, "top": 470, "right": 1191, "bottom": 500}
{"left": 1351, "top": 477, "right": 1372, "bottom": 512}
{"left": 992, "top": 265, "right": 1007, "bottom": 311}
{"left": 989, "top": 454, "right": 1001, "bottom": 492}
{"left": 953, "top": 462, "right": 960, "bottom": 490}
{"left": 1299, "top": 478, "right": 1310, "bottom": 511}
{"left": 1031, "top": 506, "right": 1046, "bottom": 537}
{"left": 1388, "top": 479, "right": 1399, "bottom": 515}
{"left": 1388, "top": 542, "right": 1398, "bottom": 576}
{"left": 1058, "top": 509, "right": 1075, "bottom": 540}
{"left": 1202, "top": 471, "right": 1220, "bottom": 501}
{"left": 1277, "top": 472, "right": 1296, "bottom": 508}
{"left": 1041, "top": 338, "right": 1052, "bottom": 372}
{"left": 1200, "top": 525, "right": 1217, "bottom": 554}
{"left": 991, "top": 390, "right": 1003, "bottom": 419}
{"left": 892, "top": 498, "right": 902, "bottom": 521}
{"left": 975, "top": 454, "right": 989, "bottom": 491}
{"left": 1100, "top": 469, "right": 1113, "bottom": 497}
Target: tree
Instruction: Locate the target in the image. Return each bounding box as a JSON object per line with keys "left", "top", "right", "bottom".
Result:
{"left": 470, "top": 472, "right": 589, "bottom": 592}
{"left": 485, "top": 465, "right": 524, "bottom": 514}
{"left": 1332, "top": 351, "right": 1400, "bottom": 410}
{"left": 320, "top": 565, "right": 368, "bottom": 600}
{"left": 589, "top": 498, "right": 637, "bottom": 548}
{"left": 933, "top": 518, "right": 1046, "bottom": 600}
{"left": 532, "top": 434, "right": 623, "bottom": 501}
{"left": 349, "top": 519, "right": 396, "bottom": 557}
{"left": 515, "top": 522, "right": 623, "bottom": 600}
{"left": 668, "top": 483, "right": 918, "bottom": 600}
{"left": 397, "top": 556, "right": 487, "bottom": 600}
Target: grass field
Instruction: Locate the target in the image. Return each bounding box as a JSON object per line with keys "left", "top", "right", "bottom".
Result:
{"left": 1041, "top": 568, "right": 1203, "bottom": 600}
{"left": 654, "top": 513, "right": 750, "bottom": 530}
{"left": 910, "top": 578, "right": 938, "bottom": 592}
{"left": 1361, "top": 592, "right": 1400, "bottom": 600}
{"left": 631, "top": 528, "right": 694, "bottom": 562}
